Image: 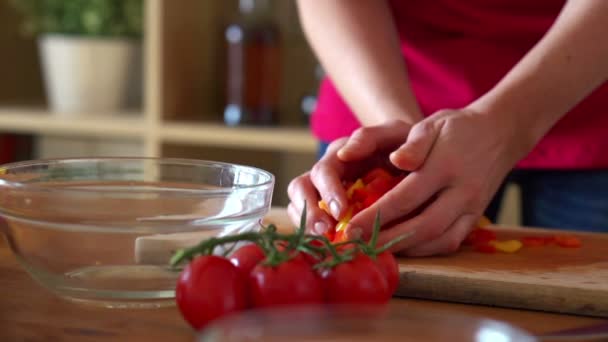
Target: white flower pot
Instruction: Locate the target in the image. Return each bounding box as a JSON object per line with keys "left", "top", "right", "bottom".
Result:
{"left": 39, "top": 35, "right": 142, "bottom": 116}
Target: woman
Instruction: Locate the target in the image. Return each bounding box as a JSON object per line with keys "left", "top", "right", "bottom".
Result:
{"left": 287, "top": 0, "right": 608, "bottom": 256}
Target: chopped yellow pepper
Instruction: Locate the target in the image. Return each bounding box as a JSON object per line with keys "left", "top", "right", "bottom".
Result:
{"left": 318, "top": 200, "right": 330, "bottom": 215}
{"left": 490, "top": 239, "right": 523, "bottom": 253}
{"left": 335, "top": 207, "right": 353, "bottom": 233}
{"left": 477, "top": 216, "right": 492, "bottom": 228}
{"left": 346, "top": 179, "right": 365, "bottom": 200}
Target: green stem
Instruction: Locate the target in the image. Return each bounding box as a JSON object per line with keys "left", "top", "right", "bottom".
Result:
{"left": 375, "top": 230, "right": 416, "bottom": 254}
{"left": 369, "top": 211, "right": 381, "bottom": 250}
{"left": 170, "top": 232, "right": 262, "bottom": 267}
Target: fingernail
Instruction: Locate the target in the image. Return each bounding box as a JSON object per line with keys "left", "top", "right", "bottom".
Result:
{"left": 313, "top": 221, "right": 329, "bottom": 234}
{"left": 329, "top": 200, "right": 341, "bottom": 220}
{"left": 346, "top": 225, "right": 363, "bottom": 240}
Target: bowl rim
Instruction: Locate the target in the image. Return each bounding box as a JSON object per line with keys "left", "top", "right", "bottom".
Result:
{"left": 0, "top": 157, "right": 275, "bottom": 196}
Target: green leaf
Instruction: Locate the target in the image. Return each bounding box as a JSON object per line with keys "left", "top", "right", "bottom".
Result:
{"left": 8, "top": 0, "right": 143, "bottom": 38}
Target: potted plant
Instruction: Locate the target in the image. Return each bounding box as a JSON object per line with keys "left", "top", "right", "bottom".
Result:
{"left": 10, "top": 0, "right": 143, "bottom": 116}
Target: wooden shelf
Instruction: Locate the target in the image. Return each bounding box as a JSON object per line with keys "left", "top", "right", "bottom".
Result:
{"left": 0, "top": 108, "right": 145, "bottom": 139}
{"left": 0, "top": 108, "right": 317, "bottom": 154}
{"left": 161, "top": 121, "right": 317, "bottom": 154}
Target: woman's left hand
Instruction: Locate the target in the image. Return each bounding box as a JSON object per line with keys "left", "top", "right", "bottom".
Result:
{"left": 339, "top": 109, "right": 529, "bottom": 256}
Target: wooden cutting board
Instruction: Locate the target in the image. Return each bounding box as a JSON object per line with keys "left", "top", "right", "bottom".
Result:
{"left": 264, "top": 208, "right": 608, "bottom": 318}
{"left": 394, "top": 227, "right": 608, "bottom": 318}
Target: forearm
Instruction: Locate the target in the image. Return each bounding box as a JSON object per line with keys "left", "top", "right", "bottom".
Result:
{"left": 470, "top": 0, "right": 608, "bottom": 155}
{"left": 296, "top": 0, "right": 422, "bottom": 126}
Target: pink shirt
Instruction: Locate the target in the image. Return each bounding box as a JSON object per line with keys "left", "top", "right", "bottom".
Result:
{"left": 311, "top": 0, "right": 608, "bottom": 169}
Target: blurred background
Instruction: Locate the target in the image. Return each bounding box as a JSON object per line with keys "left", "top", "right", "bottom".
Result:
{"left": 0, "top": 0, "right": 321, "bottom": 206}
{"left": 0, "top": 0, "right": 519, "bottom": 222}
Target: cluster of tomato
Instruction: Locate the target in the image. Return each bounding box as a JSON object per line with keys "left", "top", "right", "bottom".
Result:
{"left": 464, "top": 218, "right": 582, "bottom": 254}
{"left": 319, "top": 167, "right": 405, "bottom": 243}
{"left": 171, "top": 212, "right": 402, "bottom": 331}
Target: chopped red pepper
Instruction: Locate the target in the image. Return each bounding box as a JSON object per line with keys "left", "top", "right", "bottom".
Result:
{"left": 362, "top": 167, "right": 394, "bottom": 184}
{"left": 463, "top": 228, "right": 497, "bottom": 246}
{"left": 554, "top": 235, "right": 582, "bottom": 248}
{"left": 361, "top": 192, "right": 382, "bottom": 209}
{"left": 333, "top": 229, "right": 347, "bottom": 243}
{"left": 521, "top": 236, "right": 549, "bottom": 247}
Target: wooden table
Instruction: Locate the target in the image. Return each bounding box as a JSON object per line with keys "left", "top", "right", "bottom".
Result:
{"left": 0, "top": 238, "right": 604, "bottom": 341}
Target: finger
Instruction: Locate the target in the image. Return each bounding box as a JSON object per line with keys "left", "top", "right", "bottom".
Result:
{"left": 345, "top": 167, "right": 447, "bottom": 240}
{"left": 373, "top": 187, "right": 469, "bottom": 252}
{"left": 310, "top": 140, "right": 351, "bottom": 221}
{"left": 390, "top": 120, "right": 442, "bottom": 171}
{"left": 286, "top": 174, "right": 333, "bottom": 233}
{"left": 337, "top": 120, "right": 412, "bottom": 162}
{"left": 287, "top": 203, "right": 330, "bottom": 235}
{"left": 401, "top": 214, "right": 477, "bottom": 256}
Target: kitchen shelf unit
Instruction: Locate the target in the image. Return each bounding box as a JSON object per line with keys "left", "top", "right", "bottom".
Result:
{"left": 0, "top": 0, "right": 319, "bottom": 205}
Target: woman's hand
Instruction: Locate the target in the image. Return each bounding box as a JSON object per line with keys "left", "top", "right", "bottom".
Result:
{"left": 339, "top": 109, "right": 527, "bottom": 256}
{"left": 287, "top": 121, "right": 415, "bottom": 234}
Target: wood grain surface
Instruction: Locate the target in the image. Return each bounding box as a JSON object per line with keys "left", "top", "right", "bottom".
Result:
{"left": 394, "top": 227, "right": 608, "bottom": 317}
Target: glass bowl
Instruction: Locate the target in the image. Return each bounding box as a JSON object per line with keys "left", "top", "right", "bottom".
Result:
{"left": 198, "top": 304, "right": 537, "bottom": 342}
{"left": 0, "top": 157, "right": 274, "bottom": 308}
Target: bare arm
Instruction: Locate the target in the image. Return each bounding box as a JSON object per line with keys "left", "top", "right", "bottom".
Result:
{"left": 296, "top": 0, "right": 423, "bottom": 126}
{"left": 470, "top": 0, "right": 608, "bottom": 155}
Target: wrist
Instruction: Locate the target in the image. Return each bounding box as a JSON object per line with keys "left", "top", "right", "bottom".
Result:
{"left": 360, "top": 100, "right": 423, "bottom": 127}
{"left": 466, "top": 97, "right": 547, "bottom": 163}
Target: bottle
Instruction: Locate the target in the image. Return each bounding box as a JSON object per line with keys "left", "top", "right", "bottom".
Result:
{"left": 223, "top": 0, "right": 281, "bottom": 126}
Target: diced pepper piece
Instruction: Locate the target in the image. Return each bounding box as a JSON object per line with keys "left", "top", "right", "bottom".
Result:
{"left": 554, "top": 235, "right": 582, "bottom": 248}
{"left": 333, "top": 229, "right": 347, "bottom": 243}
{"left": 521, "top": 236, "right": 549, "bottom": 247}
{"left": 351, "top": 187, "right": 368, "bottom": 203}
{"left": 362, "top": 167, "right": 393, "bottom": 184}
{"left": 490, "top": 240, "right": 523, "bottom": 253}
{"left": 463, "top": 228, "right": 497, "bottom": 246}
{"left": 365, "top": 176, "right": 395, "bottom": 198}
{"left": 323, "top": 226, "right": 336, "bottom": 242}
{"left": 346, "top": 179, "right": 365, "bottom": 200}
{"left": 543, "top": 236, "right": 556, "bottom": 245}
{"left": 318, "top": 200, "right": 330, "bottom": 215}
{"left": 335, "top": 207, "right": 354, "bottom": 233}
{"left": 477, "top": 216, "right": 492, "bottom": 228}
{"left": 474, "top": 242, "right": 497, "bottom": 253}
{"left": 361, "top": 191, "right": 382, "bottom": 209}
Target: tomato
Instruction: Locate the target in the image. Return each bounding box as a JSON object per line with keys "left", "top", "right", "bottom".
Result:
{"left": 229, "top": 244, "right": 266, "bottom": 277}
{"left": 249, "top": 258, "right": 324, "bottom": 307}
{"left": 298, "top": 239, "right": 326, "bottom": 265}
{"left": 277, "top": 243, "right": 321, "bottom": 266}
{"left": 288, "top": 250, "right": 320, "bottom": 266}
{"left": 375, "top": 251, "right": 400, "bottom": 295}
{"left": 176, "top": 256, "right": 248, "bottom": 330}
{"left": 322, "top": 253, "right": 390, "bottom": 304}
